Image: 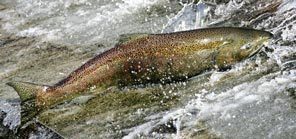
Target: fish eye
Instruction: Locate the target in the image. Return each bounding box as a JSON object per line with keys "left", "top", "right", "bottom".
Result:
{"left": 240, "top": 43, "right": 251, "bottom": 50}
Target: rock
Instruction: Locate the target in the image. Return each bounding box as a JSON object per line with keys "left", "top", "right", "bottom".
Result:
{"left": 150, "top": 119, "right": 177, "bottom": 134}
{"left": 287, "top": 88, "right": 296, "bottom": 99}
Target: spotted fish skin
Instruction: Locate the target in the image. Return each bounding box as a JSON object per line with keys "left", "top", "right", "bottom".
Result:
{"left": 7, "top": 27, "right": 272, "bottom": 114}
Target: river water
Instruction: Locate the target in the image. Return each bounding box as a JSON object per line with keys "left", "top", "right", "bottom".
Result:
{"left": 0, "top": 0, "right": 295, "bottom": 138}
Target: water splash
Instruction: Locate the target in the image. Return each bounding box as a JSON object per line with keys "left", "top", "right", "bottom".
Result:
{"left": 162, "top": 1, "right": 214, "bottom": 33}
{"left": 122, "top": 0, "right": 296, "bottom": 138}
{"left": 0, "top": 0, "right": 170, "bottom": 45}
{"left": 0, "top": 100, "right": 20, "bottom": 130}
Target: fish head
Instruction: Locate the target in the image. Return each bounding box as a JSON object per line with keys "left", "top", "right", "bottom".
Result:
{"left": 215, "top": 29, "right": 272, "bottom": 68}
{"left": 237, "top": 30, "right": 272, "bottom": 58}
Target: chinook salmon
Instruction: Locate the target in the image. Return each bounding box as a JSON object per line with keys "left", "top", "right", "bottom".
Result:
{"left": 7, "top": 27, "right": 272, "bottom": 125}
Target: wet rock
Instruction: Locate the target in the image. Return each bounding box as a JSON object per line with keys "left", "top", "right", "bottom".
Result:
{"left": 214, "top": 0, "right": 230, "bottom": 4}
{"left": 150, "top": 119, "right": 177, "bottom": 134}
{"left": 287, "top": 88, "right": 296, "bottom": 110}
{"left": 287, "top": 88, "right": 296, "bottom": 100}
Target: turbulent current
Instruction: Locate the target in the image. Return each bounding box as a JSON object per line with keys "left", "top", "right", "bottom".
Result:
{"left": 0, "top": 0, "right": 295, "bottom": 138}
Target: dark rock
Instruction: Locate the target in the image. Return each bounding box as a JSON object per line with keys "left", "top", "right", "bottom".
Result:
{"left": 150, "top": 119, "right": 177, "bottom": 134}
{"left": 287, "top": 88, "right": 296, "bottom": 99}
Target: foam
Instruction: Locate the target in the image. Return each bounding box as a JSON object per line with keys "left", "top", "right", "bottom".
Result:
{"left": 123, "top": 0, "right": 296, "bottom": 138}
{"left": 0, "top": 100, "right": 20, "bottom": 130}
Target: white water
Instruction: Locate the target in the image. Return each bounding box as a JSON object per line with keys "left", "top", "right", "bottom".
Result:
{"left": 0, "top": 0, "right": 170, "bottom": 46}
{"left": 0, "top": 0, "right": 176, "bottom": 132}
{"left": 0, "top": 100, "right": 20, "bottom": 130}
{"left": 123, "top": 0, "right": 296, "bottom": 138}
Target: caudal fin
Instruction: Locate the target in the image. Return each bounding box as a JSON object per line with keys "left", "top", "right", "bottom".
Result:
{"left": 6, "top": 81, "right": 46, "bottom": 126}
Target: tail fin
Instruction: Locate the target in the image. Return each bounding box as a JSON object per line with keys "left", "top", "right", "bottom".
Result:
{"left": 6, "top": 81, "right": 46, "bottom": 127}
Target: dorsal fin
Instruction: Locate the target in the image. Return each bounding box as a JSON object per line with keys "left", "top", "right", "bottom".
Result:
{"left": 116, "top": 33, "right": 148, "bottom": 45}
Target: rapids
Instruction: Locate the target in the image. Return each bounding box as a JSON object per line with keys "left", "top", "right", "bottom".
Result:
{"left": 0, "top": 0, "right": 295, "bottom": 138}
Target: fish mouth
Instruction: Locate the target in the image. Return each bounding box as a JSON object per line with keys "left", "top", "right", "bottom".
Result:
{"left": 247, "top": 44, "right": 264, "bottom": 58}
{"left": 248, "top": 37, "right": 270, "bottom": 58}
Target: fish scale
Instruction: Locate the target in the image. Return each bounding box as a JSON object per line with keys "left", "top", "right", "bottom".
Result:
{"left": 7, "top": 27, "right": 272, "bottom": 126}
